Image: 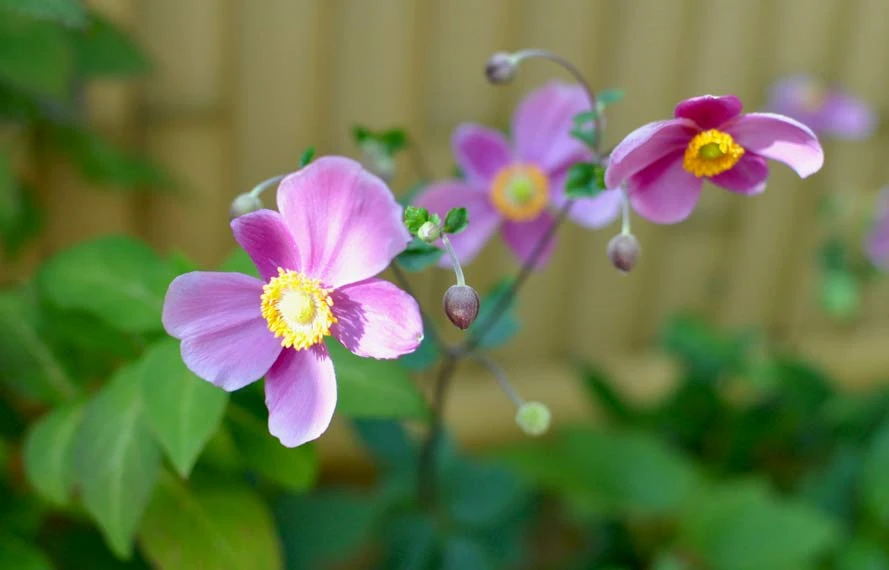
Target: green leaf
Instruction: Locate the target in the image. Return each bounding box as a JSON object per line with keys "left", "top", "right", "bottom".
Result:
{"left": 0, "top": 289, "right": 77, "bottom": 403}
{"left": 862, "top": 417, "right": 889, "bottom": 524}
{"left": 441, "top": 536, "right": 494, "bottom": 570}
{"left": 166, "top": 250, "right": 197, "bottom": 275}
{"left": 398, "top": 317, "right": 440, "bottom": 371}
{"left": 381, "top": 128, "right": 407, "bottom": 154}
{"left": 37, "top": 234, "right": 174, "bottom": 333}
{"left": 678, "top": 480, "right": 838, "bottom": 570}
{"left": 572, "top": 110, "right": 598, "bottom": 125}
{"left": 660, "top": 313, "right": 756, "bottom": 382}
{"left": 23, "top": 403, "right": 84, "bottom": 506}
{"left": 71, "top": 13, "right": 150, "bottom": 78}
{"left": 579, "top": 362, "right": 636, "bottom": 424}
{"left": 226, "top": 398, "right": 318, "bottom": 491}
{"left": 352, "top": 125, "right": 371, "bottom": 145}
{"left": 73, "top": 361, "right": 162, "bottom": 559}
{"left": 442, "top": 458, "right": 529, "bottom": 529}
{"left": 328, "top": 341, "right": 428, "bottom": 419}
{"left": 403, "top": 205, "right": 430, "bottom": 235}
{"left": 351, "top": 419, "right": 417, "bottom": 470}
{"left": 140, "top": 339, "right": 228, "bottom": 478}
{"left": 298, "top": 146, "right": 315, "bottom": 168}
{"left": 0, "top": 12, "right": 72, "bottom": 99}
{"left": 443, "top": 207, "right": 468, "bottom": 234}
{"left": 219, "top": 247, "right": 259, "bottom": 278}
{"left": 834, "top": 538, "right": 889, "bottom": 570}
{"left": 497, "top": 427, "right": 699, "bottom": 516}
{"left": 596, "top": 88, "right": 625, "bottom": 106}
{"left": 275, "top": 489, "right": 378, "bottom": 569}
{"left": 50, "top": 126, "right": 173, "bottom": 188}
{"left": 0, "top": 153, "right": 43, "bottom": 257}
{"left": 468, "top": 279, "right": 519, "bottom": 349}
{"left": 564, "top": 162, "right": 605, "bottom": 198}
{"left": 0, "top": 0, "right": 86, "bottom": 28}
{"left": 139, "top": 475, "right": 282, "bottom": 570}
{"left": 820, "top": 269, "right": 860, "bottom": 319}
{"left": 569, "top": 127, "right": 597, "bottom": 149}
{"left": 395, "top": 238, "right": 444, "bottom": 272}
{"left": 0, "top": 532, "right": 54, "bottom": 570}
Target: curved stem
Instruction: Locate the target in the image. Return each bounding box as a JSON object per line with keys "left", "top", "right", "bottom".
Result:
{"left": 440, "top": 234, "right": 466, "bottom": 286}
{"left": 470, "top": 352, "right": 524, "bottom": 407}
{"left": 249, "top": 174, "right": 287, "bottom": 199}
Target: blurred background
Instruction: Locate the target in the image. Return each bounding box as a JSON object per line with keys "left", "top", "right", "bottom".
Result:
{"left": 4, "top": 1, "right": 889, "bottom": 569}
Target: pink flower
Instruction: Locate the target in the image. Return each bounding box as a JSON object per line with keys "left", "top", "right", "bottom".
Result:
{"left": 413, "top": 81, "right": 622, "bottom": 268}
{"left": 604, "top": 94, "right": 824, "bottom": 224}
{"left": 162, "top": 157, "right": 423, "bottom": 447}
{"left": 865, "top": 187, "right": 889, "bottom": 270}
{"left": 766, "top": 75, "right": 877, "bottom": 141}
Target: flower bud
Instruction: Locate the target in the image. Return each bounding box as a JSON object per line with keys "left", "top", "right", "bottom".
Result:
{"left": 607, "top": 233, "right": 640, "bottom": 273}
{"left": 229, "top": 193, "right": 263, "bottom": 220}
{"left": 443, "top": 284, "right": 480, "bottom": 330}
{"left": 417, "top": 221, "right": 441, "bottom": 243}
{"left": 515, "top": 401, "right": 551, "bottom": 436}
{"left": 485, "top": 52, "right": 517, "bottom": 85}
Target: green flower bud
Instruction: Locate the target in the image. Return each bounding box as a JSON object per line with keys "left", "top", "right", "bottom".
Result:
{"left": 515, "top": 401, "right": 551, "bottom": 436}
{"left": 443, "top": 284, "right": 480, "bottom": 330}
{"left": 417, "top": 220, "right": 441, "bottom": 243}
{"left": 607, "top": 233, "right": 640, "bottom": 273}
{"left": 229, "top": 193, "right": 263, "bottom": 220}
{"left": 485, "top": 52, "right": 517, "bottom": 84}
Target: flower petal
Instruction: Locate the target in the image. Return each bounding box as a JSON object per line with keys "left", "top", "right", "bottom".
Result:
{"left": 820, "top": 91, "right": 877, "bottom": 140}
{"left": 162, "top": 272, "right": 281, "bottom": 391}
{"left": 724, "top": 113, "right": 824, "bottom": 178}
{"left": 412, "top": 181, "right": 501, "bottom": 266}
{"left": 709, "top": 153, "right": 769, "bottom": 195}
{"left": 627, "top": 150, "right": 703, "bottom": 224}
{"left": 501, "top": 212, "right": 558, "bottom": 268}
{"left": 512, "top": 81, "right": 591, "bottom": 172}
{"left": 674, "top": 94, "right": 743, "bottom": 129}
{"left": 277, "top": 156, "right": 411, "bottom": 288}
{"left": 264, "top": 345, "right": 336, "bottom": 447}
{"left": 549, "top": 169, "right": 623, "bottom": 228}
{"left": 231, "top": 209, "right": 301, "bottom": 281}
{"left": 604, "top": 118, "right": 699, "bottom": 189}
{"left": 330, "top": 278, "right": 423, "bottom": 359}
{"left": 453, "top": 124, "right": 513, "bottom": 186}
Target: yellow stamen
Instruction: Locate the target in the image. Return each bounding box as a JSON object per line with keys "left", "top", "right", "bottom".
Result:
{"left": 682, "top": 129, "right": 745, "bottom": 178}
{"left": 490, "top": 163, "right": 550, "bottom": 222}
{"left": 261, "top": 268, "right": 336, "bottom": 350}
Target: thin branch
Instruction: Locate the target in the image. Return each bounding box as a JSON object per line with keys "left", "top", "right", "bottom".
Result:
{"left": 417, "top": 354, "right": 458, "bottom": 507}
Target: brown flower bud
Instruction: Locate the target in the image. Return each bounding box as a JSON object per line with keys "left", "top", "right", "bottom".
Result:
{"left": 485, "top": 52, "right": 517, "bottom": 85}
{"left": 443, "top": 284, "right": 480, "bottom": 330}
{"left": 607, "top": 233, "right": 640, "bottom": 273}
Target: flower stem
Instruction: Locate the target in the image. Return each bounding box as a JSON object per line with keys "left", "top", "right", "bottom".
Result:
{"left": 249, "top": 174, "right": 287, "bottom": 199}
{"left": 417, "top": 354, "right": 458, "bottom": 508}
{"left": 620, "top": 187, "right": 632, "bottom": 235}
{"left": 440, "top": 234, "right": 466, "bottom": 286}
{"left": 471, "top": 352, "right": 524, "bottom": 407}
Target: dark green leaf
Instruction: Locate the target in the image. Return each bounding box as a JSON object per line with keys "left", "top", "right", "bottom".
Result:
{"left": 395, "top": 239, "right": 444, "bottom": 272}
{"left": 37, "top": 234, "right": 174, "bottom": 333}
{"left": 403, "top": 205, "right": 430, "bottom": 235}
{"left": 275, "top": 489, "right": 378, "bottom": 569}
{"left": 441, "top": 536, "right": 494, "bottom": 570}
{"left": 0, "top": 532, "right": 54, "bottom": 570}
{"left": 564, "top": 162, "right": 605, "bottom": 198}
{"left": 398, "top": 316, "right": 440, "bottom": 371}
{"left": 0, "top": 153, "right": 42, "bottom": 257}
{"left": 468, "top": 279, "right": 519, "bottom": 349}
{"left": 328, "top": 341, "right": 428, "bottom": 419}
{"left": 298, "top": 146, "right": 315, "bottom": 168}
{"left": 660, "top": 313, "right": 756, "bottom": 382}
{"left": 23, "top": 403, "right": 84, "bottom": 506}
{"left": 862, "top": 417, "right": 889, "bottom": 524}
{"left": 579, "top": 362, "right": 636, "bottom": 424}
{"left": 226, "top": 398, "right": 318, "bottom": 491}
{"left": 442, "top": 458, "right": 529, "bottom": 528}
{"left": 166, "top": 250, "right": 198, "bottom": 275}
{"left": 351, "top": 419, "right": 416, "bottom": 470}
{"left": 0, "top": 12, "right": 72, "bottom": 99}
{"left": 0, "top": 0, "right": 86, "bottom": 27}
{"left": 834, "top": 538, "right": 889, "bottom": 570}
{"left": 443, "top": 207, "right": 468, "bottom": 234}
{"left": 381, "top": 514, "right": 437, "bottom": 570}
{"left": 140, "top": 339, "right": 228, "bottom": 478}
{"left": 352, "top": 126, "right": 371, "bottom": 145}
{"left": 50, "top": 125, "right": 173, "bottom": 188}
{"left": 72, "top": 13, "right": 150, "bottom": 78}
{"left": 139, "top": 475, "right": 282, "bottom": 570}
{"left": 569, "top": 126, "right": 597, "bottom": 149}
{"left": 73, "top": 361, "right": 162, "bottom": 558}
{"left": 596, "top": 88, "right": 625, "bottom": 106}
{"left": 381, "top": 128, "right": 407, "bottom": 154}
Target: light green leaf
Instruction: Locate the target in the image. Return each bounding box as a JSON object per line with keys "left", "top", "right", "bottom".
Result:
{"left": 395, "top": 238, "right": 443, "bottom": 272}
{"left": 23, "top": 403, "right": 84, "bottom": 506}
{"left": 138, "top": 474, "right": 282, "bottom": 570}
{"left": 0, "top": 532, "right": 54, "bottom": 570}
{"left": 862, "top": 417, "right": 889, "bottom": 524}
{"left": 0, "top": 289, "right": 77, "bottom": 403}
{"left": 328, "top": 341, "right": 428, "bottom": 419}
{"left": 73, "top": 362, "right": 162, "bottom": 559}
{"left": 0, "top": 12, "right": 72, "bottom": 99}
{"left": 835, "top": 538, "right": 889, "bottom": 570}
{"left": 679, "top": 480, "right": 838, "bottom": 570}
{"left": 72, "top": 13, "right": 150, "bottom": 78}
{"left": 37, "top": 234, "right": 174, "bottom": 333}
{"left": 140, "top": 339, "right": 228, "bottom": 478}
{"left": 227, "top": 400, "right": 318, "bottom": 491}
{"left": 0, "top": 0, "right": 86, "bottom": 27}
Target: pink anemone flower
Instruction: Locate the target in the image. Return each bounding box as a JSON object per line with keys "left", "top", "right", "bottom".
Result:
{"left": 162, "top": 157, "right": 424, "bottom": 447}
{"left": 766, "top": 75, "right": 877, "bottom": 141}
{"left": 413, "top": 81, "right": 622, "bottom": 268}
{"left": 604, "top": 94, "right": 825, "bottom": 224}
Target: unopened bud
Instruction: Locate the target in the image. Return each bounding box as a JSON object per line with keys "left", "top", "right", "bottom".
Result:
{"left": 485, "top": 52, "right": 518, "bottom": 84}
{"left": 443, "top": 284, "right": 480, "bottom": 330}
{"left": 516, "top": 401, "right": 551, "bottom": 436}
{"left": 417, "top": 221, "right": 441, "bottom": 243}
{"left": 229, "top": 193, "right": 263, "bottom": 220}
{"left": 607, "top": 233, "right": 640, "bottom": 273}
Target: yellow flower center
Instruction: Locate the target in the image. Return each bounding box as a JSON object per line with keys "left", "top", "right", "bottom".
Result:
{"left": 261, "top": 268, "right": 336, "bottom": 350}
{"left": 682, "top": 129, "right": 745, "bottom": 178}
{"left": 490, "top": 163, "right": 549, "bottom": 222}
